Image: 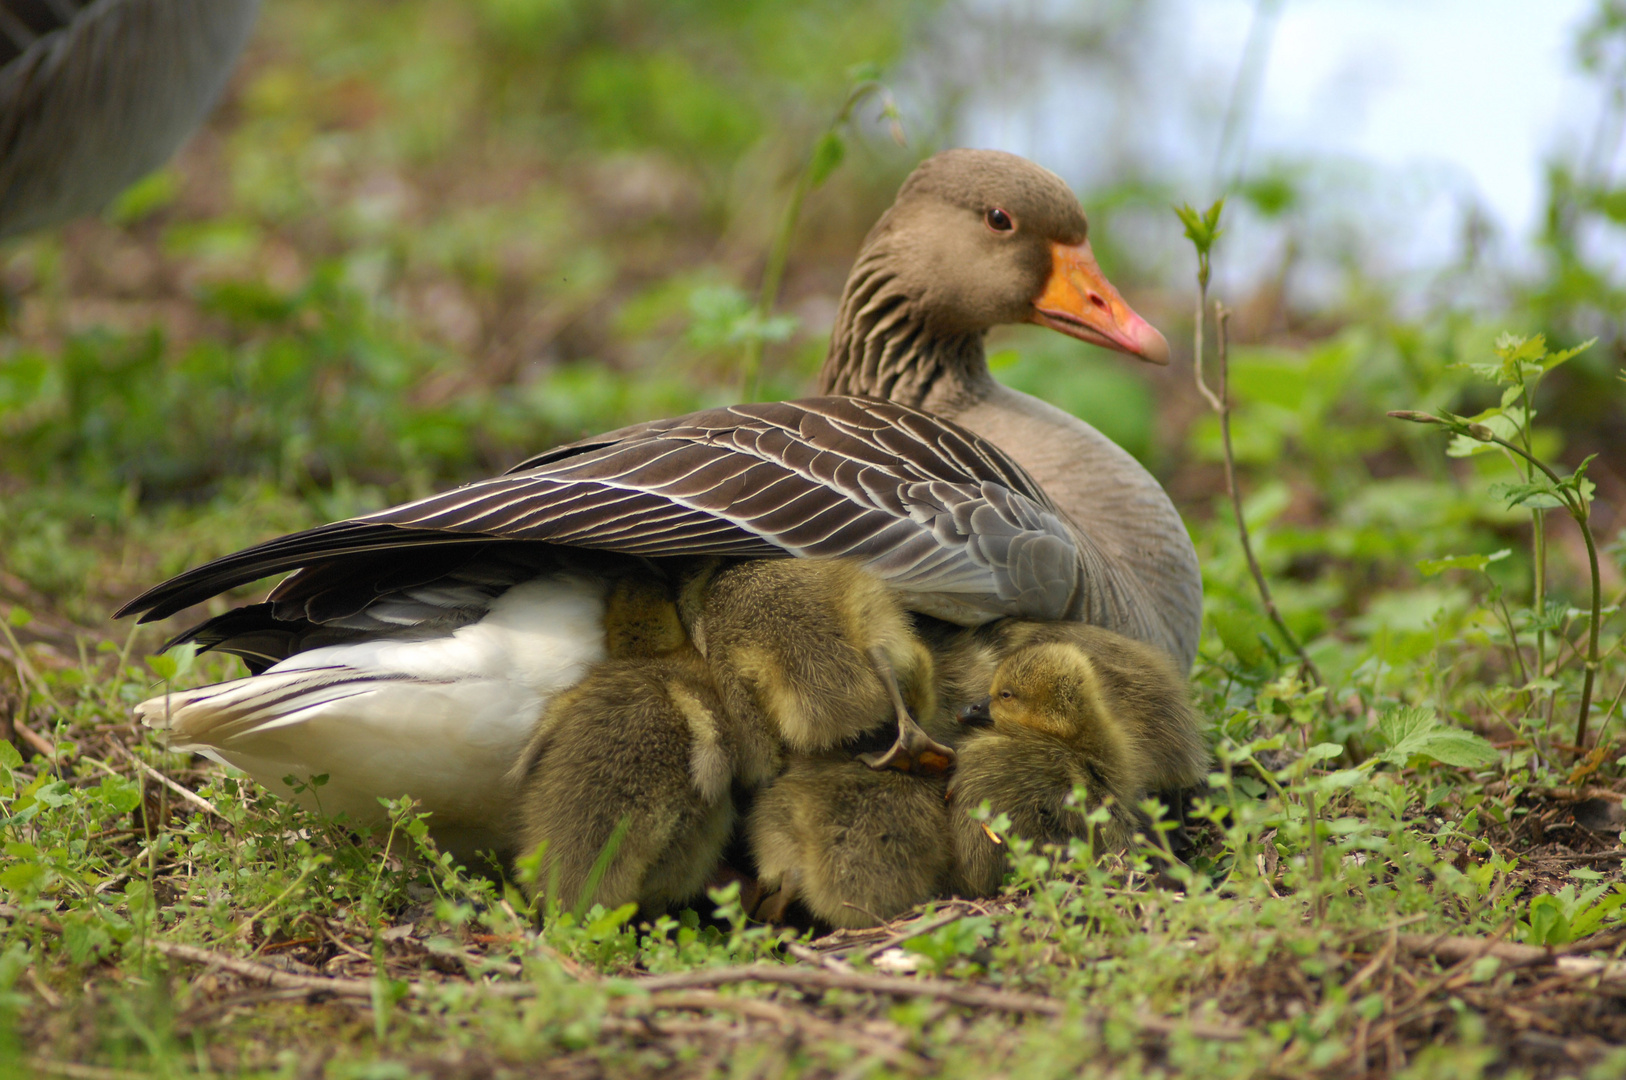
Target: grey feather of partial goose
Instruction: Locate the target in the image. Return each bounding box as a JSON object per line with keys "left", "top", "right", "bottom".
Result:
{"left": 0, "top": 0, "right": 259, "bottom": 239}
{"left": 117, "top": 397, "right": 1152, "bottom": 634}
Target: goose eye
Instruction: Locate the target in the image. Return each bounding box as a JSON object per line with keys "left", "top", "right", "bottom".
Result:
{"left": 985, "top": 207, "right": 1014, "bottom": 233}
{"left": 999, "top": 689, "right": 1014, "bottom": 700}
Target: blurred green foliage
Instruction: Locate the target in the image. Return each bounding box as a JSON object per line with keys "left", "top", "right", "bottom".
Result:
{"left": 0, "top": 0, "right": 945, "bottom": 501}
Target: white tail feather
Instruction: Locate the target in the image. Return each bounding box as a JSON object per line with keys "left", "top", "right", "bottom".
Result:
{"left": 136, "top": 574, "right": 608, "bottom": 840}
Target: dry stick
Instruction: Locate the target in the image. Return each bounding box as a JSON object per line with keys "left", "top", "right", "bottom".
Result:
{"left": 1345, "top": 932, "right": 1397, "bottom": 995}
{"left": 1338, "top": 925, "right": 1517, "bottom": 1073}
{"left": 859, "top": 906, "right": 971, "bottom": 961}
{"left": 153, "top": 941, "right": 379, "bottom": 997}
{"left": 26, "top": 966, "right": 63, "bottom": 1009}
{"left": 25, "top": 1060, "right": 147, "bottom": 1080}
{"left": 784, "top": 941, "right": 852, "bottom": 972}
{"left": 1209, "top": 304, "right": 1323, "bottom": 687}
{"left": 630, "top": 965, "right": 1245, "bottom": 1040}
{"left": 109, "top": 742, "right": 223, "bottom": 820}
{"left": 1350, "top": 926, "right": 1399, "bottom": 1074}
{"left": 647, "top": 991, "right": 928, "bottom": 1073}
{"left": 152, "top": 941, "right": 1245, "bottom": 1040}
{"left": 11, "top": 715, "right": 55, "bottom": 760}
{"left": 1394, "top": 932, "right": 1626, "bottom": 978}
{"left": 632, "top": 964, "right": 1065, "bottom": 1015}
{"left": 1402, "top": 933, "right": 1510, "bottom": 1004}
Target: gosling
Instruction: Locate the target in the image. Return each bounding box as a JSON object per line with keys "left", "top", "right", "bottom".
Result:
{"left": 748, "top": 754, "right": 950, "bottom": 929}
{"left": 601, "top": 569, "right": 689, "bottom": 660}
{"left": 508, "top": 647, "right": 766, "bottom": 915}
{"left": 681, "top": 558, "right": 953, "bottom": 774}
{"left": 948, "top": 631, "right": 1204, "bottom": 896}
{"left": 934, "top": 619, "right": 1209, "bottom": 794}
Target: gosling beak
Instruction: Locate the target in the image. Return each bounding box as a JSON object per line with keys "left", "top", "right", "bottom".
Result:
{"left": 958, "top": 698, "right": 994, "bottom": 728}
{"left": 1029, "top": 239, "right": 1170, "bottom": 365}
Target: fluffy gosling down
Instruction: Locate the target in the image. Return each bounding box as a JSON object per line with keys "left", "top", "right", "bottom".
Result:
{"left": 508, "top": 647, "right": 748, "bottom": 914}
{"left": 950, "top": 627, "right": 1207, "bottom": 894}
{"left": 681, "top": 558, "right": 953, "bottom": 774}
{"left": 747, "top": 622, "right": 1208, "bottom": 926}
{"left": 748, "top": 754, "right": 950, "bottom": 929}
{"left": 511, "top": 557, "right": 956, "bottom": 917}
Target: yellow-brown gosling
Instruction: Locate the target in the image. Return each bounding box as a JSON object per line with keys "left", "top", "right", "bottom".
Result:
{"left": 681, "top": 558, "right": 953, "bottom": 774}
{"left": 947, "top": 630, "right": 1205, "bottom": 895}
{"left": 932, "top": 618, "right": 1209, "bottom": 793}
{"left": 748, "top": 753, "right": 950, "bottom": 929}
{"left": 508, "top": 647, "right": 772, "bottom": 914}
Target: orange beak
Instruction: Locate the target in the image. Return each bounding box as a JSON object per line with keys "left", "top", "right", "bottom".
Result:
{"left": 1028, "top": 240, "right": 1170, "bottom": 365}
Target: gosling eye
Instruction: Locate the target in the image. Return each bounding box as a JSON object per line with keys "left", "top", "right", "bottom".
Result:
{"left": 985, "top": 207, "right": 1014, "bottom": 233}
{"left": 998, "top": 689, "right": 1015, "bottom": 701}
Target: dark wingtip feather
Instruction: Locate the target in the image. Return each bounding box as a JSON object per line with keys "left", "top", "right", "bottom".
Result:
{"left": 116, "top": 523, "right": 490, "bottom": 623}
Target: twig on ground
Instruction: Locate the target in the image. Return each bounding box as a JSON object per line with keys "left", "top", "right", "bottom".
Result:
{"left": 640, "top": 991, "right": 927, "bottom": 1072}
{"left": 25, "top": 1060, "right": 147, "bottom": 1080}
{"left": 1345, "top": 932, "right": 1397, "bottom": 994}
{"left": 859, "top": 906, "right": 971, "bottom": 961}
{"left": 154, "top": 941, "right": 383, "bottom": 998}
{"left": 839, "top": 901, "right": 891, "bottom": 927}
{"left": 1317, "top": 928, "right": 1516, "bottom": 1076}
{"left": 26, "top": 967, "right": 63, "bottom": 1008}
{"left": 531, "top": 938, "right": 596, "bottom": 981}
{"left": 628, "top": 964, "right": 1245, "bottom": 1039}
{"left": 11, "top": 716, "right": 55, "bottom": 760}
{"left": 152, "top": 941, "right": 1245, "bottom": 1040}
{"left": 1400, "top": 926, "right": 1514, "bottom": 1002}
{"left": 317, "top": 922, "right": 377, "bottom": 965}
{"left": 109, "top": 742, "right": 223, "bottom": 820}
{"left": 1394, "top": 933, "right": 1626, "bottom": 979}
{"left": 629, "top": 962, "right": 1065, "bottom": 1014}
{"left": 785, "top": 941, "right": 853, "bottom": 972}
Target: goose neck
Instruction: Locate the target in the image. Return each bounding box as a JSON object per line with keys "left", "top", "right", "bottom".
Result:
{"left": 815, "top": 265, "right": 992, "bottom": 413}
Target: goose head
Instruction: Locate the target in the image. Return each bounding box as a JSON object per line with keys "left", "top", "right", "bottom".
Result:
{"left": 824, "top": 149, "right": 1168, "bottom": 400}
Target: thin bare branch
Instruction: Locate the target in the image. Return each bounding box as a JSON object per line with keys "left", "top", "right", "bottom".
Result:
{"left": 151, "top": 942, "right": 1246, "bottom": 1040}
{"left": 109, "top": 742, "right": 223, "bottom": 820}
{"left": 1213, "top": 303, "right": 1323, "bottom": 687}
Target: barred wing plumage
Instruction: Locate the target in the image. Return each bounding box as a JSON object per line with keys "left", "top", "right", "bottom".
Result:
{"left": 117, "top": 397, "right": 1094, "bottom": 628}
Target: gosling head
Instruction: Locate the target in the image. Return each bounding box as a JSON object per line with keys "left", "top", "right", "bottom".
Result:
{"left": 958, "top": 641, "right": 1115, "bottom": 748}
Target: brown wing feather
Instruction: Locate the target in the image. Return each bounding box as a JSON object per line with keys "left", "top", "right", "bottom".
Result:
{"left": 117, "top": 397, "right": 1086, "bottom": 627}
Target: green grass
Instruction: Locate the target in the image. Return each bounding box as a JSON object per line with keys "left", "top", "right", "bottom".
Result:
{"left": 5, "top": 1, "right": 1626, "bottom": 1076}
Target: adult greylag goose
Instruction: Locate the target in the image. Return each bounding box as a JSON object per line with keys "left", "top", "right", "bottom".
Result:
{"left": 116, "top": 149, "right": 1197, "bottom": 854}
{"left": 0, "top": 0, "right": 259, "bottom": 238}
